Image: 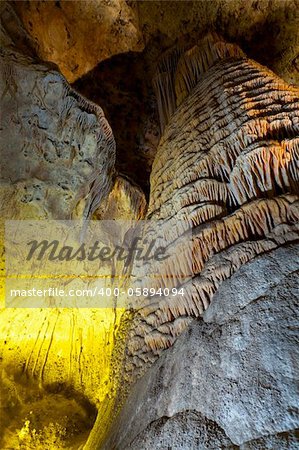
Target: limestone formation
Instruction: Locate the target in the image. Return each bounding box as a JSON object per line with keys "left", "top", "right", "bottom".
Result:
{"left": 72, "top": 0, "right": 298, "bottom": 196}
{"left": 104, "top": 245, "right": 299, "bottom": 449}
{"left": 0, "top": 4, "right": 115, "bottom": 221}
{"left": 124, "top": 34, "right": 299, "bottom": 383}
{"left": 83, "top": 33, "right": 299, "bottom": 450}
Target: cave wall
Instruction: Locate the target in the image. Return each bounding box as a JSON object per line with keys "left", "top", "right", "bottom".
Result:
{"left": 10, "top": 0, "right": 299, "bottom": 86}
{"left": 0, "top": 5, "right": 125, "bottom": 448}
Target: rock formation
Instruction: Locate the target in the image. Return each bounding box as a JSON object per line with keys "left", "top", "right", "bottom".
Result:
{"left": 122, "top": 33, "right": 299, "bottom": 384}
{"left": 11, "top": 0, "right": 143, "bottom": 82}
{"left": 92, "top": 33, "right": 299, "bottom": 449}
{"left": 0, "top": 4, "right": 116, "bottom": 222}
{"left": 0, "top": 2, "right": 298, "bottom": 449}
{"left": 105, "top": 245, "right": 299, "bottom": 449}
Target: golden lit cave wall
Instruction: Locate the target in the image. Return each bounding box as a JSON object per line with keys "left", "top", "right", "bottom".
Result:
{"left": 0, "top": 18, "right": 142, "bottom": 447}
{"left": 0, "top": 180, "right": 146, "bottom": 450}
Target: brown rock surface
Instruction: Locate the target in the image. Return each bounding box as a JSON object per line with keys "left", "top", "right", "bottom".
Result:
{"left": 11, "top": 0, "right": 143, "bottom": 83}
{"left": 138, "top": 0, "right": 299, "bottom": 85}
{"left": 11, "top": 0, "right": 298, "bottom": 85}
{"left": 72, "top": 0, "right": 298, "bottom": 197}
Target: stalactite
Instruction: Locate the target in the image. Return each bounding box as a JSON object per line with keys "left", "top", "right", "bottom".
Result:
{"left": 175, "top": 33, "right": 245, "bottom": 106}
{"left": 152, "top": 44, "right": 186, "bottom": 133}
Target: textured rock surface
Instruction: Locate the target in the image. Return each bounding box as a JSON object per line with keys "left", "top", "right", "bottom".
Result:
{"left": 104, "top": 244, "right": 299, "bottom": 449}
{"left": 0, "top": 6, "right": 115, "bottom": 221}
{"left": 138, "top": 0, "right": 299, "bottom": 85}
{"left": 124, "top": 35, "right": 299, "bottom": 383}
{"left": 0, "top": 7, "right": 123, "bottom": 448}
{"left": 70, "top": 0, "right": 298, "bottom": 195}
{"left": 11, "top": 0, "right": 143, "bottom": 83}
{"left": 127, "top": 418, "right": 299, "bottom": 450}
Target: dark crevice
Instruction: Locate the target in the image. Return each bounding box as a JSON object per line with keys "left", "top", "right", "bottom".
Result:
{"left": 73, "top": 38, "right": 170, "bottom": 198}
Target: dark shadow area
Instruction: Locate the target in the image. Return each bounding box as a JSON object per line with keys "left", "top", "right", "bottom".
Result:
{"left": 73, "top": 40, "right": 166, "bottom": 198}
{"left": 0, "top": 370, "right": 97, "bottom": 449}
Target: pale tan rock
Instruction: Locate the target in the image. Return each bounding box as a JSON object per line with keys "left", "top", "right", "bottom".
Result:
{"left": 93, "top": 175, "right": 147, "bottom": 221}
{"left": 0, "top": 44, "right": 115, "bottom": 221}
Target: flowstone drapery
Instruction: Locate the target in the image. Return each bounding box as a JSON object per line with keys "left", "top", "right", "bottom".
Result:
{"left": 97, "top": 34, "right": 299, "bottom": 450}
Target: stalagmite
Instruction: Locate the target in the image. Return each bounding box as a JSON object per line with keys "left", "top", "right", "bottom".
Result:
{"left": 123, "top": 34, "right": 299, "bottom": 384}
